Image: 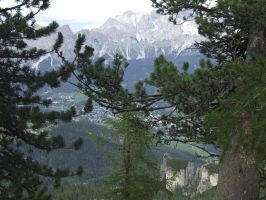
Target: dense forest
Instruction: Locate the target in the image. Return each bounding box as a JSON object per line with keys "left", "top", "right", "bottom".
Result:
{"left": 0, "top": 0, "right": 266, "bottom": 200}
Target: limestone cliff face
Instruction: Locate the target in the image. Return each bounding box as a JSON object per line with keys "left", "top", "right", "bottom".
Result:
{"left": 195, "top": 166, "right": 218, "bottom": 194}
{"left": 160, "top": 153, "right": 218, "bottom": 196}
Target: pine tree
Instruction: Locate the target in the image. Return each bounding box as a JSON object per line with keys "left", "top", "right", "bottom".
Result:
{"left": 0, "top": 1, "right": 79, "bottom": 199}
{"left": 145, "top": 0, "right": 266, "bottom": 199}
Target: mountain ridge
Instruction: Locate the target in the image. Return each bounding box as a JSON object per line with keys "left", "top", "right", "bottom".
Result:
{"left": 29, "top": 10, "right": 203, "bottom": 70}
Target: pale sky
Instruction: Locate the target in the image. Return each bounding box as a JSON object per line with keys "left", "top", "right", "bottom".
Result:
{"left": 35, "top": 0, "right": 155, "bottom": 31}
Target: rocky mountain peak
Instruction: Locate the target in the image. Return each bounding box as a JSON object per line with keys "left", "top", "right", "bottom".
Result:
{"left": 29, "top": 10, "right": 203, "bottom": 70}
{"left": 58, "top": 24, "right": 73, "bottom": 35}
{"left": 113, "top": 10, "right": 146, "bottom": 27}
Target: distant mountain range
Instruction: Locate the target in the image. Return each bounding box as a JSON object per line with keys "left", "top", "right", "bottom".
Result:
{"left": 28, "top": 10, "right": 203, "bottom": 71}
{"left": 31, "top": 10, "right": 206, "bottom": 113}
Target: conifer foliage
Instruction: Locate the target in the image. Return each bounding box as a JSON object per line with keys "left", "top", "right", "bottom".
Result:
{"left": 151, "top": 0, "right": 266, "bottom": 63}
{"left": 145, "top": 1, "right": 266, "bottom": 199}
{"left": 0, "top": 1, "right": 78, "bottom": 199}
{"left": 105, "top": 112, "right": 162, "bottom": 200}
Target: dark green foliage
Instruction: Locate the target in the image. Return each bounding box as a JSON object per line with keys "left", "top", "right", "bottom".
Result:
{"left": 140, "top": 56, "right": 226, "bottom": 148}
{"left": 84, "top": 98, "right": 93, "bottom": 113}
{"left": 155, "top": 188, "right": 216, "bottom": 200}
{"left": 76, "top": 166, "right": 84, "bottom": 176}
{"left": 141, "top": 53, "right": 266, "bottom": 161}
{"left": 166, "top": 158, "right": 188, "bottom": 171}
{"left": 50, "top": 182, "right": 216, "bottom": 200}
{"left": 105, "top": 112, "right": 163, "bottom": 200}
{"left": 205, "top": 56, "right": 266, "bottom": 158}
{"left": 73, "top": 138, "right": 84, "bottom": 150}
{"left": 55, "top": 33, "right": 133, "bottom": 113}
{"left": 0, "top": 1, "right": 80, "bottom": 199}
{"left": 51, "top": 182, "right": 108, "bottom": 200}
{"left": 30, "top": 119, "right": 117, "bottom": 180}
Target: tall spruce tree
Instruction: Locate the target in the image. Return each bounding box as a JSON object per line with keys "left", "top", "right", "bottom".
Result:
{"left": 105, "top": 112, "right": 162, "bottom": 200}
{"left": 0, "top": 1, "right": 79, "bottom": 199}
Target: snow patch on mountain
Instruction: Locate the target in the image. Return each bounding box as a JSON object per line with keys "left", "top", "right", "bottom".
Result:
{"left": 182, "top": 21, "right": 199, "bottom": 35}
{"left": 29, "top": 11, "right": 203, "bottom": 70}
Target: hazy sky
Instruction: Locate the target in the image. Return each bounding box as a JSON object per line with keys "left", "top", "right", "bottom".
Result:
{"left": 35, "top": 0, "right": 155, "bottom": 31}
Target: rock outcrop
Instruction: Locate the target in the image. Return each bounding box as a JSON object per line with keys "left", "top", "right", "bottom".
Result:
{"left": 160, "top": 153, "right": 218, "bottom": 196}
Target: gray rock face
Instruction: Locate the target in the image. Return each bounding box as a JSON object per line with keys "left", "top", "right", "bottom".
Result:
{"left": 83, "top": 11, "right": 202, "bottom": 59}
{"left": 28, "top": 10, "right": 203, "bottom": 70}
{"left": 160, "top": 153, "right": 218, "bottom": 196}
{"left": 195, "top": 167, "right": 218, "bottom": 194}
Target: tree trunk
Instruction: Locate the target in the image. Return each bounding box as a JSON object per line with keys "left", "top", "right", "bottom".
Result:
{"left": 216, "top": 115, "right": 260, "bottom": 200}
{"left": 216, "top": 26, "right": 265, "bottom": 200}
{"left": 216, "top": 144, "right": 260, "bottom": 200}
{"left": 123, "top": 142, "right": 131, "bottom": 199}
{"left": 216, "top": 112, "right": 261, "bottom": 200}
